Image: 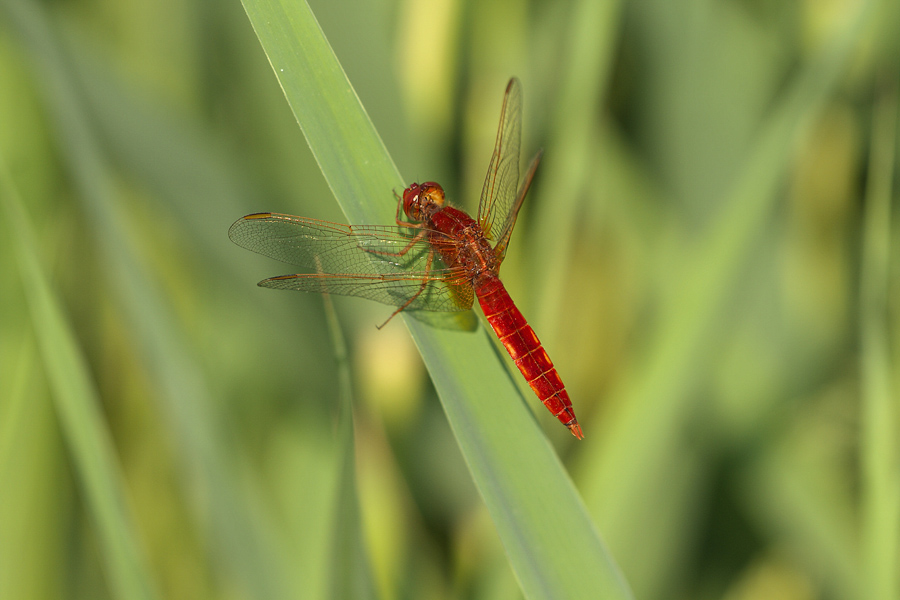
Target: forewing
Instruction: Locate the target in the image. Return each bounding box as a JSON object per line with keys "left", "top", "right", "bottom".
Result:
{"left": 476, "top": 78, "right": 522, "bottom": 246}
{"left": 230, "top": 213, "right": 428, "bottom": 271}
{"left": 228, "top": 213, "right": 473, "bottom": 311}
{"left": 492, "top": 149, "right": 542, "bottom": 261}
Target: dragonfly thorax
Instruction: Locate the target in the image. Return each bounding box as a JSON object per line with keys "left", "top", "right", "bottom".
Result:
{"left": 402, "top": 181, "right": 445, "bottom": 222}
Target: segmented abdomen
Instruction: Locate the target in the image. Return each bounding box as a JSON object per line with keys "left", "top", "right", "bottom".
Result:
{"left": 475, "top": 276, "right": 583, "bottom": 439}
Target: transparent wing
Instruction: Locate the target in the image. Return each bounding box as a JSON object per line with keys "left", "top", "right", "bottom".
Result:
{"left": 493, "top": 149, "right": 542, "bottom": 260}
{"left": 476, "top": 78, "right": 522, "bottom": 248}
{"left": 228, "top": 212, "right": 474, "bottom": 311}
{"left": 259, "top": 272, "right": 473, "bottom": 312}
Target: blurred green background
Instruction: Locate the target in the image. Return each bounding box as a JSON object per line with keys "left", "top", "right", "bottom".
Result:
{"left": 1, "top": 0, "right": 898, "bottom": 598}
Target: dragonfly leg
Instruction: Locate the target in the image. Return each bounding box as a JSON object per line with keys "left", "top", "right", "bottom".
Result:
{"left": 393, "top": 190, "right": 406, "bottom": 224}
{"left": 365, "top": 227, "right": 428, "bottom": 260}
{"left": 356, "top": 195, "right": 428, "bottom": 260}
{"left": 375, "top": 249, "right": 435, "bottom": 329}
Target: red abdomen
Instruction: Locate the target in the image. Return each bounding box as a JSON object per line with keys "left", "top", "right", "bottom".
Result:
{"left": 475, "top": 276, "right": 583, "bottom": 439}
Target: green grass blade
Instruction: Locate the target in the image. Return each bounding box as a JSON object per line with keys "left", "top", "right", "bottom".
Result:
{"left": 322, "top": 295, "right": 379, "bottom": 600}
{"left": 0, "top": 337, "right": 32, "bottom": 496}
{"left": 0, "top": 0, "right": 292, "bottom": 596}
{"left": 579, "top": 0, "right": 880, "bottom": 545}
{"left": 0, "top": 331, "right": 65, "bottom": 599}
{"left": 859, "top": 78, "right": 900, "bottom": 600}
{"left": 0, "top": 161, "right": 160, "bottom": 600}
{"left": 530, "top": 0, "right": 623, "bottom": 336}
{"left": 239, "top": 1, "right": 633, "bottom": 598}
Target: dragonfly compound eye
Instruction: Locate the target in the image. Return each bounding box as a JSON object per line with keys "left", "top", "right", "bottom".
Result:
{"left": 402, "top": 183, "right": 424, "bottom": 220}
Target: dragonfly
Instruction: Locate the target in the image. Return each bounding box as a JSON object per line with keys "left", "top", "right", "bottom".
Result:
{"left": 229, "top": 78, "right": 583, "bottom": 439}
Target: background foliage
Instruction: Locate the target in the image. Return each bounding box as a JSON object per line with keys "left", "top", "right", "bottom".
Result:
{"left": 1, "top": 0, "right": 898, "bottom": 599}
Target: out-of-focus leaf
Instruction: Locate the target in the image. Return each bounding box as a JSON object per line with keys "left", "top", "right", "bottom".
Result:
{"left": 0, "top": 160, "right": 160, "bottom": 600}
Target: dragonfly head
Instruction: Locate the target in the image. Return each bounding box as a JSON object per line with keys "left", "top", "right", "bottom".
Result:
{"left": 402, "top": 181, "right": 444, "bottom": 221}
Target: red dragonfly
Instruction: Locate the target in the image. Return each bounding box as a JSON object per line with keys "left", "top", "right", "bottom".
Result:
{"left": 229, "top": 78, "right": 583, "bottom": 439}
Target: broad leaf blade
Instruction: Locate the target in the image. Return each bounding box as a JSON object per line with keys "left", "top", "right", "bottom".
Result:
{"left": 240, "top": 1, "right": 633, "bottom": 598}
